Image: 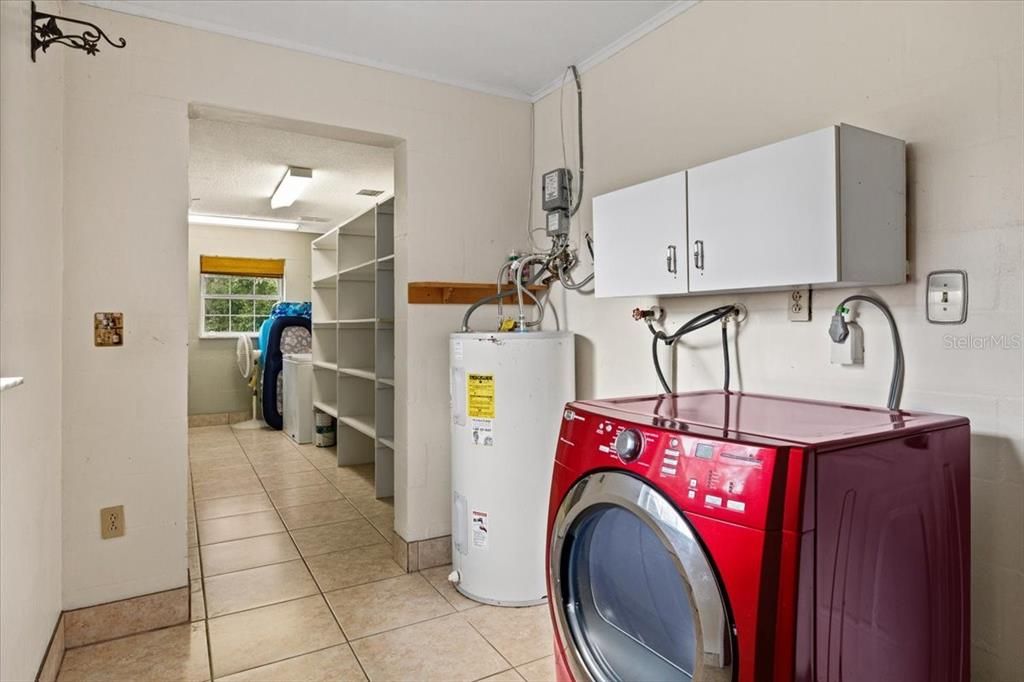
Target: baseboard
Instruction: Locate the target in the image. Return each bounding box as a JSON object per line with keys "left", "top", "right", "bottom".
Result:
{"left": 188, "top": 411, "right": 251, "bottom": 427}
{"left": 63, "top": 585, "right": 189, "bottom": 649}
{"left": 35, "top": 613, "right": 65, "bottom": 682}
{"left": 392, "top": 533, "right": 451, "bottom": 572}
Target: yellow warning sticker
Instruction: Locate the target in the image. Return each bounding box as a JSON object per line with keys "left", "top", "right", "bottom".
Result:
{"left": 467, "top": 374, "right": 495, "bottom": 419}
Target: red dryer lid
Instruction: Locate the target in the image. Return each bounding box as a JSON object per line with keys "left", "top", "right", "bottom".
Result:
{"left": 575, "top": 390, "right": 967, "bottom": 449}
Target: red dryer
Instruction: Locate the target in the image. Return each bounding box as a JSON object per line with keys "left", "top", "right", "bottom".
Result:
{"left": 546, "top": 390, "right": 970, "bottom": 682}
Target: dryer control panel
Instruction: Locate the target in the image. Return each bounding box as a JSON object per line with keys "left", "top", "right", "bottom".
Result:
{"left": 559, "top": 407, "right": 786, "bottom": 530}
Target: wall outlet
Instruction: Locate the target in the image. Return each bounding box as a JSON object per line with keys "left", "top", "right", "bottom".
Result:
{"left": 100, "top": 505, "right": 125, "bottom": 539}
{"left": 787, "top": 288, "right": 811, "bottom": 321}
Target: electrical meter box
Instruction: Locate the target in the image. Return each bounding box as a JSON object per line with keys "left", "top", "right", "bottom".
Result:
{"left": 543, "top": 168, "right": 573, "bottom": 212}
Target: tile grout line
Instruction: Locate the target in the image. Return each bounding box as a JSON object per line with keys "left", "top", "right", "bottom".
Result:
{"left": 190, "top": 437, "right": 216, "bottom": 682}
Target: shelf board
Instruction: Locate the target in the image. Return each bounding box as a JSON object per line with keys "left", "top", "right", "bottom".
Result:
{"left": 338, "top": 318, "right": 377, "bottom": 328}
{"left": 313, "top": 321, "right": 340, "bottom": 328}
{"left": 338, "top": 259, "right": 377, "bottom": 281}
{"left": 377, "top": 377, "right": 395, "bottom": 387}
{"left": 408, "top": 281, "right": 547, "bottom": 305}
{"left": 313, "top": 401, "right": 338, "bottom": 418}
{"left": 376, "top": 254, "right": 395, "bottom": 269}
{"left": 311, "top": 228, "right": 338, "bottom": 250}
{"left": 313, "top": 361, "right": 337, "bottom": 371}
{"left": 338, "top": 415, "right": 376, "bottom": 439}
{"left": 312, "top": 274, "right": 337, "bottom": 289}
{"left": 378, "top": 437, "right": 395, "bottom": 450}
{"left": 338, "top": 367, "right": 375, "bottom": 381}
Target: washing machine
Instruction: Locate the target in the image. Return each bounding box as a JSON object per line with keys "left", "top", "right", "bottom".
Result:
{"left": 546, "top": 390, "right": 970, "bottom": 682}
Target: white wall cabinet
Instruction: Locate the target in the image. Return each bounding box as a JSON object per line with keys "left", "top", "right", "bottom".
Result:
{"left": 593, "top": 172, "right": 687, "bottom": 298}
{"left": 593, "top": 124, "right": 906, "bottom": 298}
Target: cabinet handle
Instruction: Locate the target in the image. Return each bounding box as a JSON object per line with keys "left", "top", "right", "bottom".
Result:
{"left": 693, "top": 240, "right": 704, "bottom": 271}
{"left": 666, "top": 245, "right": 678, "bottom": 274}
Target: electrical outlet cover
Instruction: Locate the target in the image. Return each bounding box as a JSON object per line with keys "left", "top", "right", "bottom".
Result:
{"left": 787, "top": 288, "right": 811, "bottom": 322}
{"left": 100, "top": 505, "right": 125, "bottom": 539}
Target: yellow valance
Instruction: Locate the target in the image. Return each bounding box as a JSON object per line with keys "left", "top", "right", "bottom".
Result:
{"left": 200, "top": 256, "right": 284, "bottom": 278}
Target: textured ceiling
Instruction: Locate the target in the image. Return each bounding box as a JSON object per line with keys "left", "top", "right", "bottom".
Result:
{"left": 188, "top": 118, "right": 394, "bottom": 233}
{"left": 83, "top": 0, "right": 693, "bottom": 101}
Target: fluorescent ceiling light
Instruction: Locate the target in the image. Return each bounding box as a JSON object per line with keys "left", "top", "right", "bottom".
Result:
{"left": 270, "top": 166, "right": 313, "bottom": 209}
{"left": 188, "top": 214, "right": 300, "bottom": 231}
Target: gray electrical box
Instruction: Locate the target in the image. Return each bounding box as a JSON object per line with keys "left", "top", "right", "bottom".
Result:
{"left": 546, "top": 210, "right": 570, "bottom": 238}
{"left": 542, "top": 168, "right": 572, "bottom": 212}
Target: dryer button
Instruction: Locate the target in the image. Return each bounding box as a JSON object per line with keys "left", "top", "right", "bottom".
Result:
{"left": 726, "top": 500, "right": 746, "bottom": 513}
{"left": 705, "top": 495, "right": 722, "bottom": 507}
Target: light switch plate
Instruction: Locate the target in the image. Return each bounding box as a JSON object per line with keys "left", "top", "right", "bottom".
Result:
{"left": 926, "top": 270, "right": 967, "bottom": 324}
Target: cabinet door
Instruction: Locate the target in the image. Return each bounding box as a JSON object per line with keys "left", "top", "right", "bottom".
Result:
{"left": 593, "top": 171, "right": 687, "bottom": 298}
{"left": 687, "top": 127, "right": 839, "bottom": 292}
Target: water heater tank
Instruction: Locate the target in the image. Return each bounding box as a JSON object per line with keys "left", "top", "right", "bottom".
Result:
{"left": 449, "top": 331, "right": 575, "bottom": 605}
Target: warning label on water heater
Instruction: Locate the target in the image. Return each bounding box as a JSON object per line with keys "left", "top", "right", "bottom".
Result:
{"left": 471, "top": 510, "right": 488, "bottom": 549}
{"left": 467, "top": 374, "right": 495, "bottom": 419}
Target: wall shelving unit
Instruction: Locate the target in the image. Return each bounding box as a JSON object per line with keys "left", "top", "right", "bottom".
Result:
{"left": 311, "top": 197, "right": 395, "bottom": 497}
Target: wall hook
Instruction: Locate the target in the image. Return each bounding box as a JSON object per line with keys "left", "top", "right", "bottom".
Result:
{"left": 31, "top": 1, "right": 127, "bottom": 62}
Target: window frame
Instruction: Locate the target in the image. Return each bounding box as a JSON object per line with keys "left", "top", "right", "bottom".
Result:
{"left": 199, "top": 273, "right": 285, "bottom": 339}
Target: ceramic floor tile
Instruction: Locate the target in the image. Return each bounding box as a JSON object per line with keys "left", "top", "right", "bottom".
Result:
{"left": 241, "top": 441, "right": 299, "bottom": 456}
{"left": 420, "top": 565, "right": 481, "bottom": 611}
{"left": 251, "top": 458, "right": 316, "bottom": 476}
{"left": 57, "top": 622, "right": 209, "bottom": 682}
{"left": 306, "top": 544, "right": 405, "bottom": 592}
{"left": 516, "top": 656, "right": 555, "bottom": 682}
{"left": 277, "top": 499, "right": 362, "bottom": 530}
{"left": 289, "top": 519, "right": 386, "bottom": 557}
{"left": 326, "top": 473, "right": 376, "bottom": 498}
{"left": 189, "top": 545, "right": 201, "bottom": 579}
{"left": 465, "top": 605, "right": 554, "bottom": 666}
{"left": 191, "top": 463, "right": 256, "bottom": 483}
{"left": 191, "top": 579, "right": 205, "bottom": 622}
{"left": 194, "top": 477, "right": 265, "bottom": 501}
{"left": 188, "top": 520, "right": 199, "bottom": 547}
{"left": 246, "top": 451, "right": 310, "bottom": 468}
{"left": 216, "top": 644, "right": 366, "bottom": 682}
{"left": 481, "top": 671, "right": 525, "bottom": 682}
{"left": 190, "top": 455, "right": 251, "bottom": 472}
{"left": 298, "top": 446, "right": 338, "bottom": 470}
{"left": 207, "top": 595, "right": 344, "bottom": 678}
{"left": 204, "top": 559, "right": 318, "bottom": 617}
{"left": 195, "top": 493, "right": 273, "bottom": 521}
{"left": 198, "top": 510, "right": 284, "bottom": 545}
{"left": 350, "top": 613, "right": 507, "bottom": 682}
{"left": 363, "top": 511, "right": 394, "bottom": 545}
{"left": 200, "top": 533, "right": 299, "bottom": 576}
{"left": 268, "top": 483, "right": 343, "bottom": 509}
{"left": 258, "top": 470, "right": 328, "bottom": 491}
{"left": 344, "top": 495, "right": 393, "bottom": 518}
{"left": 325, "top": 573, "right": 454, "bottom": 639}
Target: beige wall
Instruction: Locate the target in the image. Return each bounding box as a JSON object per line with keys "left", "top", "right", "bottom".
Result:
{"left": 57, "top": 1, "right": 530, "bottom": 609}
{"left": 533, "top": 1, "right": 1023, "bottom": 678}
{"left": 187, "top": 225, "right": 316, "bottom": 416}
{"left": 0, "top": 1, "right": 64, "bottom": 679}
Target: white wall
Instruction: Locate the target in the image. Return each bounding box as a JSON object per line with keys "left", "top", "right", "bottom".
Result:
{"left": 0, "top": 1, "right": 64, "bottom": 679}
{"left": 187, "top": 224, "right": 316, "bottom": 416}
{"left": 58, "top": 1, "right": 530, "bottom": 608}
{"left": 532, "top": 2, "right": 1023, "bottom": 679}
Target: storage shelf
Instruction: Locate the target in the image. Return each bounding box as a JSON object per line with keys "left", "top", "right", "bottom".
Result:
{"left": 313, "top": 321, "right": 340, "bottom": 328}
{"left": 338, "top": 367, "right": 375, "bottom": 381}
{"left": 338, "top": 259, "right": 377, "bottom": 281}
{"left": 377, "top": 377, "right": 395, "bottom": 387}
{"left": 408, "top": 281, "right": 547, "bottom": 304}
{"left": 377, "top": 254, "right": 395, "bottom": 266}
{"left": 378, "top": 437, "right": 395, "bottom": 450}
{"left": 311, "top": 228, "right": 338, "bottom": 250}
{"left": 338, "top": 318, "right": 377, "bottom": 328}
{"left": 339, "top": 415, "right": 376, "bottom": 439}
{"left": 313, "top": 361, "right": 337, "bottom": 371}
{"left": 313, "top": 401, "right": 338, "bottom": 418}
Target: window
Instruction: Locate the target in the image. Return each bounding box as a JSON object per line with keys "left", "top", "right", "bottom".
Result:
{"left": 200, "top": 256, "right": 285, "bottom": 338}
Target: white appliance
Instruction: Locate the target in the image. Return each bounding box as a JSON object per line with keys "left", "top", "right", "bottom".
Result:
{"left": 283, "top": 353, "right": 313, "bottom": 444}
{"left": 449, "top": 331, "right": 574, "bottom": 606}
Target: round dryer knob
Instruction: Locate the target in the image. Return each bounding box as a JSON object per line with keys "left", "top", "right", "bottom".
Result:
{"left": 614, "top": 428, "right": 644, "bottom": 462}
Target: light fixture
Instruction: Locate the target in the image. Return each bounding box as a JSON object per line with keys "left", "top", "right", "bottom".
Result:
{"left": 188, "top": 214, "right": 300, "bottom": 231}
{"left": 270, "top": 166, "right": 313, "bottom": 209}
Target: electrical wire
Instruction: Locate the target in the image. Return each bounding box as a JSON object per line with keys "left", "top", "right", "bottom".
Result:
{"left": 644, "top": 305, "right": 739, "bottom": 394}
{"left": 835, "top": 294, "right": 905, "bottom": 410}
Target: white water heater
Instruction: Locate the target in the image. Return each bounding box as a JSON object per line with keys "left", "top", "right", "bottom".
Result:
{"left": 449, "top": 331, "right": 574, "bottom": 605}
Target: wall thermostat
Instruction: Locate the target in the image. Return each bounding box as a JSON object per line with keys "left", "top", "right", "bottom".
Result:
{"left": 542, "top": 168, "right": 573, "bottom": 212}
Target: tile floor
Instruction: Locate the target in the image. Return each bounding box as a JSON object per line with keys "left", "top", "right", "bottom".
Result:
{"left": 57, "top": 425, "right": 556, "bottom": 682}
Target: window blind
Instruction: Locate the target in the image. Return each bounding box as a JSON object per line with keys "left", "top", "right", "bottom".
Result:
{"left": 200, "top": 255, "right": 285, "bottom": 278}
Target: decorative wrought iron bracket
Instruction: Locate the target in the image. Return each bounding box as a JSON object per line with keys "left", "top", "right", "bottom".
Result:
{"left": 31, "top": 1, "right": 127, "bottom": 62}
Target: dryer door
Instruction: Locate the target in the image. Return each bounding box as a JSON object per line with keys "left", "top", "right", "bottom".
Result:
{"left": 550, "top": 471, "right": 734, "bottom": 682}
